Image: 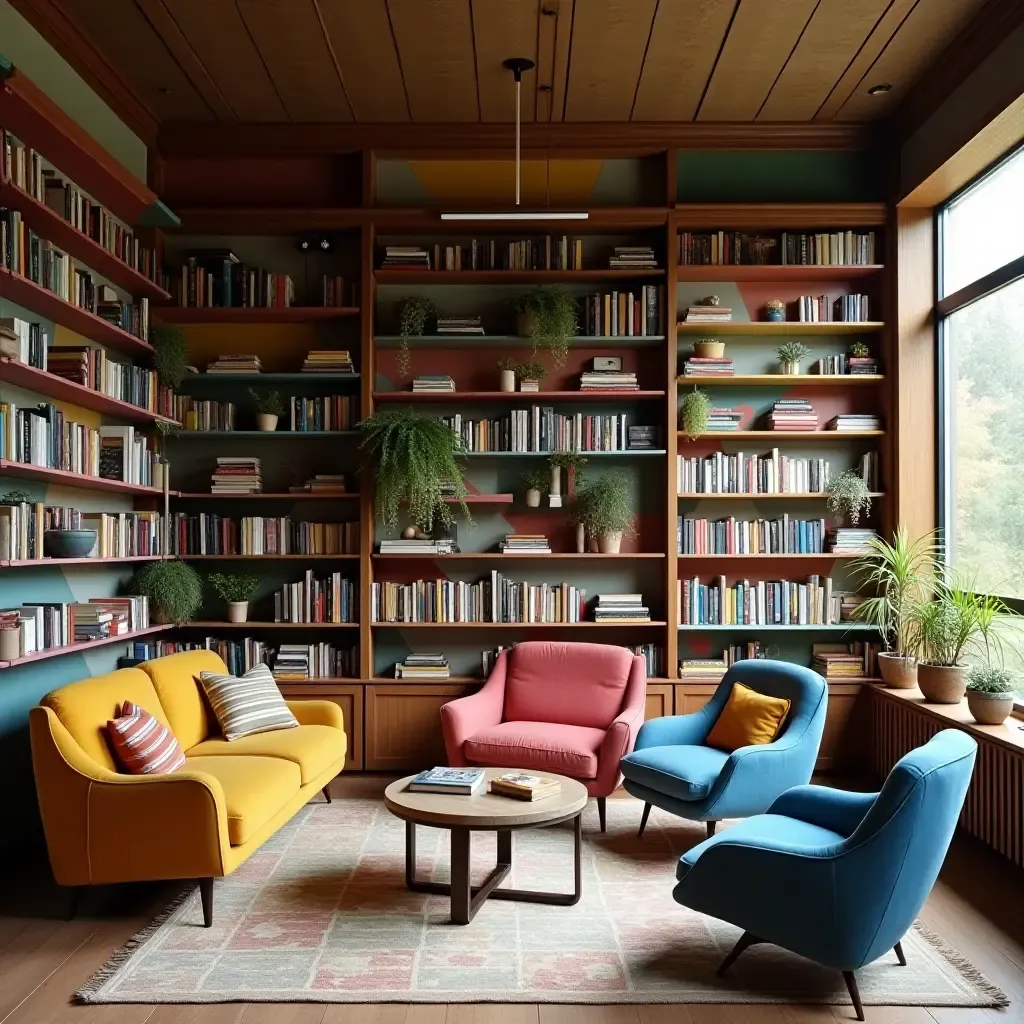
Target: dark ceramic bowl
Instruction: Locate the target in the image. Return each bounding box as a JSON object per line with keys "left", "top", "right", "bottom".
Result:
{"left": 44, "top": 529, "right": 98, "bottom": 558}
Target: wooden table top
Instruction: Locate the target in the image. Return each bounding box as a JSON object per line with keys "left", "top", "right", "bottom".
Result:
{"left": 384, "top": 768, "right": 589, "bottom": 829}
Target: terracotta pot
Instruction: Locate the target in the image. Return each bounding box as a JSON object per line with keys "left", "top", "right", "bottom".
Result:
{"left": 917, "top": 663, "right": 968, "bottom": 704}
{"left": 967, "top": 691, "right": 1015, "bottom": 726}
{"left": 517, "top": 310, "right": 539, "bottom": 338}
{"left": 694, "top": 341, "right": 725, "bottom": 359}
{"left": 598, "top": 531, "right": 623, "bottom": 554}
{"left": 227, "top": 601, "right": 249, "bottom": 624}
{"left": 499, "top": 369, "right": 516, "bottom": 393}
{"left": 525, "top": 488, "right": 541, "bottom": 508}
{"left": 256, "top": 413, "right": 279, "bottom": 432}
{"left": 0, "top": 628, "right": 20, "bottom": 661}
{"left": 878, "top": 652, "right": 918, "bottom": 689}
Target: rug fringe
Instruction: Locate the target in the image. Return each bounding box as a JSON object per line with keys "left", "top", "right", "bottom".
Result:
{"left": 911, "top": 920, "right": 1010, "bottom": 1008}
{"left": 74, "top": 884, "right": 194, "bottom": 1005}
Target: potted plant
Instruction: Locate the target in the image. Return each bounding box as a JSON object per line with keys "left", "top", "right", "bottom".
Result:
{"left": 133, "top": 560, "right": 202, "bottom": 625}
{"left": 680, "top": 386, "right": 710, "bottom": 440}
{"left": 497, "top": 357, "right": 517, "bottom": 393}
{"left": 397, "top": 296, "right": 437, "bottom": 378}
{"left": 522, "top": 470, "right": 547, "bottom": 508}
{"left": 572, "top": 471, "right": 635, "bottom": 554}
{"left": 966, "top": 665, "right": 1018, "bottom": 725}
{"left": 515, "top": 286, "right": 578, "bottom": 367}
{"left": 550, "top": 451, "right": 588, "bottom": 497}
{"left": 209, "top": 572, "right": 259, "bottom": 623}
{"left": 851, "top": 527, "right": 938, "bottom": 687}
{"left": 360, "top": 409, "right": 469, "bottom": 531}
{"left": 151, "top": 323, "right": 189, "bottom": 390}
{"left": 764, "top": 298, "right": 786, "bottom": 323}
{"left": 850, "top": 341, "right": 871, "bottom": 359}
{"left": 825, "top": 470, "right": 871, "bottom": 526}
{"left": 249, "top": 388, "right": 284, "bottom": 432}
{"left": 515, "top": 360, "right": 547, "bottom": 393}
{"left": 776, "top": 341, "right": 809, "bottom": 375}
{"left": 0, "top": 489, "right": 31, "bottom": 506}
{"left": 693, "top": 337, "right": 724, "bottom": 359}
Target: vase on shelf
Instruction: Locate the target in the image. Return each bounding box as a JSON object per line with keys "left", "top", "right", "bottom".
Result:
{"left": 598, "top": 531, "right": 623, "bottom": 554}
{"left": 765, "top": 300, "right": 786, "bottom": 323}
{"left": 877, "top": 653, "right": 917, "bottom": 689}
{"left": 575, "top": 523, "right": 586, "bottom": 554}
{"left": 525, "top": 488, "right": 541, "bottom": 508}
{"left": 549, "top": 465, "right": 562, "bottom": 503}
{"left": 226, "top": 601, "right": 249, "bottom": 624}
{"left": 256, "top": 414, "right": 279, "bottom": 432}
{"left": 917, "top": 664, "right": 967, "bottom": 704}
{"left": 780, "top": 360, "right": 801, "bottom": 376}
{"left": 0, "top": 628, "right": 19, "bottom": 661}
{"left": 499, "top": 369, "right": 516, "bottom": 393}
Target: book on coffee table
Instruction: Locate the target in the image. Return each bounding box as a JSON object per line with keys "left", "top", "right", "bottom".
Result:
{"left": 408, "top": 767, "right": 486, "bottom": 795}
{"left": 489, "top": 773, "right": 561, "bottom": 801}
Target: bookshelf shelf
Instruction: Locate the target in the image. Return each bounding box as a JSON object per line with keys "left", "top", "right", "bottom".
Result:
{"left": 0, "top": 461, "right": 166, "bottom": 496}
{"left": 155, "top": 307, "right": 360, "bottom": 324}
{"left": 677, "top": 624, "right": 878, "bottom": 632}
{"left": 173, "top": 492, "right": 358, "bottom": 501}
{"left": 375, "top": 335, "right": 667, "bottom": 350}
{"left": 371, "top": 621, "right": 669, "bottom": 629}
{"left": 462, "top": 450, "right": 667, "bottom": 458}
{"left": 677, "top": 492, "right": 885, "bottom": 499}
{"left": 676, "top": 374, "right": 883, "bottom": 386}
{"left": 0, "top": 555, "right": 166, "bottom": 568}
{"left": 172, "top": 431, "right": 359, "bottom": 439}
{"left": 0, "top": 268, "right": 153, "bottom": 357}
{"left": 180, "top": 554, "right": 359, "bottom": 561}
{"left": 373, "top": 552, "right": 666, "bottom": 561}
{"left": 373, "top": 390, "right": 666, "bottom": 403}
{"left": 374, "top": 269, "right": 665, "bottom": 285}
{"left": 183, "top": 373, "right": 361, "bottom": 385}
{"left": 0, "top": 359, "right": 180, "bottom": 426}
{"left": 276, "top": 676, "right": 359, "bottom": 684}
{"left": 181, "top": 621, "right": 360, "bottom": 629}
{"left": 676, "top": 322, "right": 884, "bottom": 336}
{"left": 444, "top": 494, "right": 514, "bottom": 505}
{"left": 677, "top": 674, "right": 882, "bottom": 685}
{"left": 678, "top": 430, "right": 885, "bottom": 439}
{"left": 0, "top": 624, "right": 173, "bottom": 669}
{"left": 676, "top": 265, "right": 883, "bottom": 281}
{"left": 677, "top": 552, "right": 862, "bottom": 560}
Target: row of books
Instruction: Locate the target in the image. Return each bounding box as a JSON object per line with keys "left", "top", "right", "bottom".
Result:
{"left": 164, "top": 252, "right": 296, "bottom": 308}
{"left": 442, "top": 410, "right": 653, "bottom": 453}
{"left": 677, "top": 517, "right": 829, "bottom": 555}
{"left": 678, "top": 451, "right": 836, "bottom": 495}
{"left": 782, "top": 232, "right": 877, "bottom": 267}
{"left": 0, "top": 504, "right": 155, "bottom": 561}
{"left": 273, "top": 642, "right": 356, "bottom": 679}
{"left": 0, "top": 315, "right": 48, "bottom": 370}
{"left": 170, "top": 398, "right": 234, "bottom": 432}
{"left": 169, "top": 515, "right": 358, "bottom": 556}
{"left": 46, "top": 345, "right": 171, "bottom": 416}
{"left": 677, "top": 231, "right": 877, "bottom": 267}
{"left": 812, "top": 355, "right": 879, "bottom": 376}
{"left": 1, "top": 596, "right": 148, "bottom": 657}
{"left": 797, "top": 294, "right": 871, "bottom": 323}
{"left": 678, "top": 575, "right": 846, "bottom": 626}
{"left": 289, "top": 396, "right": 355, "bottom": 432}
{"left": 395, "top": 653, "right": 450, "bottom": 679}
{"left": 320, "top": 277, "right": 353, "bottom": 308}
{"left": 273, "top": 570, "right": 356, "bottom": 623}
{"left": 211, "top": 457, "right": 262, "bottom": 494}
{"left": 383, "top": 237, "right": 589, "bottom": 272}
{"left": 579, "top": 287, "right": 664, "bottom": 337}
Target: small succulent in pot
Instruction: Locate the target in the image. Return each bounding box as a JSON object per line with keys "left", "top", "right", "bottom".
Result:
{"left": 209, "top": 572, "right": 260, "bottom": 623}
{"left": 693, "top": 337, "right": 725, "bottom": 359}
{"left": 514, "top": 360, "right": 547, "bottom": 392}
{"left": 966, "top": 665, "right": 1018, "bottom": 725}
{"left": 764, "top": 298, "right": 786, "bottom": 322}
{"left": 680, "top": 386, "right": 710, "bottom": 440}
{"left": 850, "top": 341, "right": 871, "bottom": 359}
{"left": 825, "top": 470, "right": 871, "bottom": 526}
{"left": 776, "top": 341, "right": 809, "bottom": 375}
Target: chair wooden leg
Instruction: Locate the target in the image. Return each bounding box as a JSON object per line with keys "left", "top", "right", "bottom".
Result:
{"left": 706, "top": 820, "right": 717, "bottom": 838}
{"left": 894, "top": 940, "right": 907, "bottom": 966}
{"left": 66, "top": 886, "right": 83, "bottom": 921}
{"left": 637, "top": 802, "right": 652, "bottom": 838}
{"left": 717, "top": 931, "right": 765, "bottom": 975}
{"left": 596, "top": 797, "right": 607, "bottom": 833}
{"left": 199, "top": 878, "right": 214, "bottom": 928}
{"left": 843, "top": 970, "right": 865, "bottom": 1021}
{"left": 321, "top": 785, "right": 332, "bottom": 804}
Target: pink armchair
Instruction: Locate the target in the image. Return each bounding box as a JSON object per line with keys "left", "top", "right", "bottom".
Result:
{"left": 441, "top": 641, "right": 647, "bottom": 831}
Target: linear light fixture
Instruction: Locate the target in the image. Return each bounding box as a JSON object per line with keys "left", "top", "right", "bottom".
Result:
{"left": 440, "top": 57, "right": 588, "bottom": 224}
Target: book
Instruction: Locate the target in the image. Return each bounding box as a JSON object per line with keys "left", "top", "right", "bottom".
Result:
{"left": 408, "top": 767, "right": 486, "bottom": 795}
{"left": 489, "top": 773, "right": 561, "bottom": 801}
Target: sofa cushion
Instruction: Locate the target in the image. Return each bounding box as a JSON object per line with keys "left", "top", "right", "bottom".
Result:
{"left": 706, "top": 681, "right": 791, "bottom": 753}
{"left": 187, "top": 724, "right": 344, "bottom": 785}
{"left": 620, "top": 744, "right": 730, "bottom": 802}
{"left": 199, "top": 664, "right": 299, "bottom": 742}
{"left": 464, "top": 720, "right": 606, "bottom": 779}
{"left": 185, "top": 754, "right": 301, "bottom": 845}
{"left": 107, "top": 701, "right": 186, "bottom": 775}
{"left": 42, "top": 669, "right": 170, "bottom": 772}
{"left": 141, "top": 650, "right": 229, "bottom": 750}
{"left": 503, "top": 641, "right": 633, "bottom": 730}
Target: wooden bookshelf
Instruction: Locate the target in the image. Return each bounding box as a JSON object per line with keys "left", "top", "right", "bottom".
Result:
{"left": 173, "top": 431, "right": 359, "bottom": 439}
{"left": 676, "top": 322, "right": 884, "bottom": 335}
{"left": 375, "top": 334, "right": 667, "bottom": 350}
{"left": 676, "top": 265, "right": 883, "bottom": 281}
{"left": 678, "top": 430, "right": 886, "bottom": 439}
{"left": 370, "top": 621, "right": 669, "bottom": 629}
{"left": 183, "top": 373, "right": 361, "bottom": 384}
{"left": 676, "top": 492, "right": 885, "bottom": 499}
{"left": 373, "top": 552, "right": 667, "bottom": 561}
{"left": 0, "top": 555, "right": 166, "bottom": 568}
{"left": 373, "top": 390, "right": 666, "bottom": 402}
{"left": 460, "top": 450, "right": 668, "bottom": 458}
{"left": 374, "top": 269, "right": 665, "bottom": 285}
{"left": 676, "top": 624, "right": 878, "bottom": 631}
{"left": 677, "top": 553, "right": 862, "bottom": 560}
{"left": 181, "top": 554, "right": 359, "bottom": 561}
{"left": 174, "top": 492, "right": 357, "bottom": 501}
{"left": 0, "top": 461, "right": 166, "bottom": 496}
{"left": 676, "top": 374, "right": 884, "bottom": 385}
{"left": 156, "top": 306, "right": 360, "bottom": 324}
{"left": 181, "top": 621, "right": 360, "bottom": 630}
{"left": 0, "top": 624, "right": 173, "bottom": 669}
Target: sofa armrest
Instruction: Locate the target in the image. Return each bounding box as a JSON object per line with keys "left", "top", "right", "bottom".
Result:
{"left": 440, "top": 653, "right": 508, "bottom": 766}
{"left": 594, "top": 656, "right": 647, "bottom": 794}
{"left": 287, "top": 699, "right": 345, "bottom": 731}
{"left": 634, "top": 704, "right": 716, "bottom": 751}
{"left": 768, "top": 785, "right": 878, "bottom": 837}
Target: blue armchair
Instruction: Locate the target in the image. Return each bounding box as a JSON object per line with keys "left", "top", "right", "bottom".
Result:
{"left": 673, "top": 729, "right": 977, "bottom": 1020}
{"left": 620, "top": 660, "right": 827, "bottom": 838}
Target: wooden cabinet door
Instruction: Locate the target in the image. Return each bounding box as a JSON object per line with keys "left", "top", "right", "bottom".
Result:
{"left": 645, "top": 683, "right": 674, "bottom": 720}
{"left": 817, "top": 683, "right": 861, "bottom": 771}
{"left": 278, "top": 684, "right": 364, "bottom": 771}
{"left": 674, "top": 682, "right": 717, "bottom": 716}
{"left": 365, "top": 684, "right": 472, "bottom": 771}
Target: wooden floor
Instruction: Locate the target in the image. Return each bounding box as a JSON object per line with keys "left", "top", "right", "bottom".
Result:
{"left": 1, "top": 779, "right": 1021, "bottom": 1024}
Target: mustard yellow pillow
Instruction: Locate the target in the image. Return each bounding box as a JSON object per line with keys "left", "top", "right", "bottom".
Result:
{"left": 706, "top": 682, "right": 791, "bottom": 753}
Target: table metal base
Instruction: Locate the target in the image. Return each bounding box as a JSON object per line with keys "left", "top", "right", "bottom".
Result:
{"left": 404, "top": 813, "right": 583, "bottom": 924}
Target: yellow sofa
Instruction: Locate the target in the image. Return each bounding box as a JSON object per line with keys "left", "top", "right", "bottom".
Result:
{"left": 29, "top": 650, "right": 346, "bottom": 925}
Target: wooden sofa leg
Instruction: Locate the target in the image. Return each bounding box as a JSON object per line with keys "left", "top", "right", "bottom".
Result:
{"left": 843, "top": 970, "right": 865, "bottom": 1021}
{"left": 199, "top": 878, "right": 214, "bottom": 928}
{"left": 637, "top": 802, "right": 652, "bottom": 838}
{"left": 706, "top": 820, "right": 717, "bottom": 838}
{"left": 322, "top": 785, "right": 332, "bottom": 804}
{"left": 596, "top": 797, "right": 607, "bottom": 833}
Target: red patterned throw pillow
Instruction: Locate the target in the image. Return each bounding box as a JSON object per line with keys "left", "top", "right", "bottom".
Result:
{"left": 107, "top": 701, "right": 186, "bottom": 774}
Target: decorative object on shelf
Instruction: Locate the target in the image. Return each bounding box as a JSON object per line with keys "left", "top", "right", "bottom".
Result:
{"left": 824, "top": 470, "right": 871, "bottom": 526}
{"left": 497, "top": 357, "right": 517, "bottom": 393}
{"left": 764, "top": 298, "right": 786, "bottom": 323}
{"left": 849, "top": 341, "right": 871, "bottom": 359}
{"left": 43, "top": 529, "right": 97, "bottom": 559}
{"left": 209, "top": 572, "right": 260, "bottom": 624}
{"left": 397, "top": 296, "right": 437, "bottom": 378}
{"left": 514, "top": 285, "right": 578, "bottom": 367}
{"left": 0, "top": 612, "right": 19, "bottom": 661}
{"left": 248, "top": 388, "right": 284, "bottom": 432}
{"left": 360, "top": 409, "right": 469, "bottom": 531}
{"left": 965, "top": 666, "right": 1018, "bottom": 725}
{"left": 132, "top": 559, "right": 202, "bottom": 625}
{"left": 693, "top": 337, "right": 725, "bottom": 359}
{"left": 550, "top": 451, "right": 588, "bottom": 499}
{"left": 522, "top": 470, "right": 547, "bottom": 508}
{"left": 1, "top": 489, "right": 32, "bottom": 505}
{"left": 150, "top": 323, "right": 189, "bottom": 389}
{"left": 680, "top": 386, "right": 711, "bottom": 440}
{"left": 851, "top": 527, "right": 938, "bottom": 688}
{"left": 572, "top": 471, "right": 635, "bottom": 554}
{"left": 776, "top": 341, "right": 809, "bottom": 376}
{"left": 514, "top": 360, "right": 547, "bottom": 393}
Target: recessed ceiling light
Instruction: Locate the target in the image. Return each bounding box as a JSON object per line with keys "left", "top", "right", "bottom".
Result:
{"left": 867, "top": 83, "right": 892, "bottom": 95}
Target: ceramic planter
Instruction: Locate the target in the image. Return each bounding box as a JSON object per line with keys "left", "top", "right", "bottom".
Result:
{"left": 517, "top": 311, "right": 539, "bottom": 338}
{"left": 598, "top": 531, "right": 623, "bottom": 554}
{"left": 575, "top": 523, "right": 586, "bottom": 554}
{"left": 917, "top": 663, "right": 968, "bottom": 704}
{"left": 966, "top": 691, "right": 1015, "bottom": 725}
{"left": 227, "top": 601, "right": 249, "bottom": 623}
{"left": 0, "top": 628, "right": 20, "bottom": 661}
{"left": 499, "top": 369, "right": 516, "bottom": 393}
{"left": 781, "top": 360, "right": 801, "bottom": 376}
{"left": 765, "top": 305, "right": 786, "bottom": 322}
{"left": 878, "top": 652, "right": 918, "bottom": 689}
{"left": 694, "top": 341, "right": 725, "bottom": 359}
{"left": 525, "top": 488, "right": 541, "bottom": 508}
{"left": 518, "top": 379, "right": 541, "bottom": 393}
{"left": 549, "top": 465, "right": 562, "bottom": 499}
{"left": 256, "top": 414, "right": 279, "bottom": 432}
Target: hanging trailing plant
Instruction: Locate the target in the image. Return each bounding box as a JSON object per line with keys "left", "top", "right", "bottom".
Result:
{"left": 396, "top": 296, "right": 437, "bottom": 379}
{"left": 150, "top": 323, "right": 189, "bottom": 390}
{"left": 825, "top": 470, "right": 871, "bottom": 525}
{"left": 360, "top": 409, "right": 469, "bottom": 531}
{"left": 680, "top": 387, "right": 711, "bottom": 440}
{"left": 515, "top": 286, "right": 578, "bottom": 367}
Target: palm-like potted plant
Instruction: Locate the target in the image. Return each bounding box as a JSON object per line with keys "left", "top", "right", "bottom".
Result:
{"left": 133, "top": 560, "right": 202, "bottom": 625}
{"left": 209, "top": 572, "right": 260, "bottom": 623}
{"left": 776, "top": 341, "right": 809, "bottom": 375}
{"left": 851, "top": 527, "right": 938, "bottom": 687}
{"left": 825, "top": 470, "right": 872, "bottom": 526}
{"left": 515, "top": 286, "right": 578, "bottom": 367}
{"left": 571, "top": 471, "right": 635, "bottom": 554}
{"left": 249, "top": 388, "right": 285, "bottom": 432}
{"left": 965, "top": 665, "right": 1018, "bottom": 725}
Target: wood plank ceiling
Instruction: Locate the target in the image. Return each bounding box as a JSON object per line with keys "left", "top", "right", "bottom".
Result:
{"left": 44, "top": 0, "right": 993, "bottom": 124}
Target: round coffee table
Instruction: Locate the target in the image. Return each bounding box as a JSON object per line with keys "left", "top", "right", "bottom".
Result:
{"left": 384, "top": 768, "right": 588, "bottom": 925}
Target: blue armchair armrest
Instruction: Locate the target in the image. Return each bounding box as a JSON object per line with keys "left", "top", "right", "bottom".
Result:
{"left": 634, "top": 706, "right": 716, "bottom": 750}
{"left": 769, "top": 785, "right": 878, "bottom": 837}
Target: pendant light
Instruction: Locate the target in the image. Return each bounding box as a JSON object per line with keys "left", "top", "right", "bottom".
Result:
{"left": 440, "top": 57, "right": 588, "bottom": 222}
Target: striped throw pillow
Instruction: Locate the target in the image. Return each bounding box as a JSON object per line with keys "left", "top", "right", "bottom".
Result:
{"left": 107, "top": 701, "right": 186, "bottom": 774}
{"left": 199, "top": 663, "right": 299, "bottom": 742}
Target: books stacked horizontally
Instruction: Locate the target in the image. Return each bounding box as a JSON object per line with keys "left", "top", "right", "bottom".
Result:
{"left": 272, "top": 643, "right": 353, "bottom": 680}
{"left": 608, "top": 246, "right": 657, "bottom": 269}
{"left": 580, "top": 369, "right": 638, "bottom": 391}
{"left": 681, "top": 303, "right": 732, "bottom": 323}
{"left": 682, "top": 355, "right": 733, "bottom": 377}
{"left": 811, "top": 354, "right": 879, "bottom": 375}
{"left": 395, "top": 653, "right": 450, "bottom": 680}
{"left": 412, "top": 376, "right": 455, "bottom": 393}
{"left": 382, "top": 246, "right": 430, "bottom": 268}
{"left": 301, "top": 350, "right": 355, "bottom": 374}
{"left": 680, "top": 656, "right": 730, "bottom": 678}
{"left": 628, "top": 425, "right": 658, "bottom": 450}
{"left": 206, "top": 354, "right": 262, "bottom": 374}
{"left": 811, "top": 641, "right": 879, "bottom": 679}
{"left": 211, "top": 457, "right": 262, "bottom": 494}
{"left": 72, "top": 602, "right": 126, "bottom": 641}
{"left": 707, "top": 407, "right": 742, "bottom": 431}
{"left": 489, "top": 773, "right": 561, "bottom": 802}
{"left": 290, "top": 474, "right": 347, "bottom": 494}
{"left": 379, "top": 536, "right": 457, "bottom": 555}
{"left": 408, "top": 767, "right": 485, "bottom": 794}
{"left": 826, "top": 414, "right": 881, "bottom": 432}
{"left": 593, "top": 593, "right": 650, "bottom": 624}
{"left": 767, "top": 399, "right": 818, "bottom": 431}
{"left": 436, "top": 316, "right": 484, "bottom": 335}
{"left": 828, "top": 529, "right": 878, "bottom": 555}
{"left": 499, "top": 534, "right": 551, "bottom": 555}
{"left": 839, "top": 594, "right": 868, "bottom": 620}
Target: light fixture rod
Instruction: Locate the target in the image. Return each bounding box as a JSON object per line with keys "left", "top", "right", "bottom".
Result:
{"left": 515, "top": 76, "right": 521, "bottom": 206}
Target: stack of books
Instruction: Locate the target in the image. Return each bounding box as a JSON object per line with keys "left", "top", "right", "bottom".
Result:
{"left": 489, "top": 773, "right": 561, "bottom": 801}
{"left": 592, "top": 594, "right": 651, "bottom": 624}
{"left": 767, "top": 399, "right": 818, "bottom": 431}
{"left": 826, "top": 414, "right": 882, "bottom": 432}
{"left": 811, "top": 354, "right": 879, "bottom": 375}
{"left": 301, "top": 350, "right": 355, "bottom": 374}
{"left": 608, "top": 246, "right": 657, "bottom": 269}
{"left": 0, "top": 318, "right": 44, "bottom": 366}
{"left": 680, "top": 657, "right": 730, "bottom": 678}
{"left": 518, "top": 377, "right": 540, "bottom": 393}
{"left": 811, "top": 643, "right": 876, "bottom": 679}
{"left": 211, "top": 457, "right": 262, "bottom": 494}
{"left": 290, "top": 474, "right": 348, "bottom": 494}
{"left": 206, "top": 354, "right": 262, "bottom": 374}
{"left": 412, "top": 376, "right": 456, "bottom": 392}
{"left": 839, "top": 594, "right": 868, "bottom": 620}
{"left": 482, "top": 645, "right": 513, "bottom": 675}
{"left": 272, "top": 643, "right": 353, "bottom": 680}
{"left": 379, "top": 537, "right": 457, "bottom": 555}
{"left": 628, "top": 425, "right": 658, "bottom": 450}
{"left": 499, "top": 534, "right": 551, "bottom": 555}
{"left": 630, "top": 643, "right": 664, "bottom": 678}
{"left": 580, "top": 369, "right": 638, "bottom": 391}
{"left": 827, "top": 529, "right": 878, "bottom": 554}
{"left": 72, "top": 603, "right": 123, "bottom": 642}
{"left": 682, "top": 355, "right": 734, "bottom": 377}
{"left": 681, "top": 304, "right": 732, "bottom": 323}
{"left": 707, "top": 407, "right": 742, "bottom": 431}
{"left": 408, "top": 767, "right": 485, "bottom": 794}
{"left": 395, "top": 653, "right": 450, "bottom": 680}
{"left": 382, "top": 246, "right": 430, "bottom": 268}
{"left": 436, "top": 317, "right": 484, "bottom": 335}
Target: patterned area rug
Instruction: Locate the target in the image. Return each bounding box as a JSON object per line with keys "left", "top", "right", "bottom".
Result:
{"left": 78, "top": 797, "right": 1009, "bottom": 1007}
